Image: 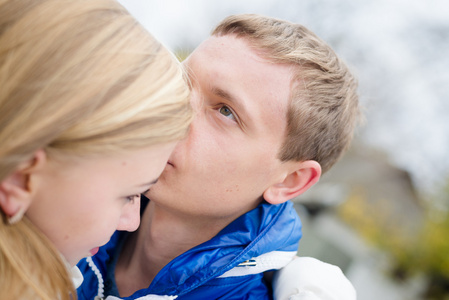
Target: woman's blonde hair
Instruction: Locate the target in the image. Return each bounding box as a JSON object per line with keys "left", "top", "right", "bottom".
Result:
{"left": 0, "top": 0, "right": 192, "bottom": 299}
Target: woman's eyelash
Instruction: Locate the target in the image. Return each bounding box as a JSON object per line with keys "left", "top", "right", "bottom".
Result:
{"left": 126, "top": 187, "right": 150, "bottom": 203}
{"left": 126, "top": 194, "right": 139, "bottom": 202}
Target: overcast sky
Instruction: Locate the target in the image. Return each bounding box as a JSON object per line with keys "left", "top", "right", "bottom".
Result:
{"left": 118, "top": 0, "right": 449, "bottom": 196}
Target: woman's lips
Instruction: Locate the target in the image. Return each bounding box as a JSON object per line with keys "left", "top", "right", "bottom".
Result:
{"left": 89, "top": 247, "right": 99, "bottom": 256}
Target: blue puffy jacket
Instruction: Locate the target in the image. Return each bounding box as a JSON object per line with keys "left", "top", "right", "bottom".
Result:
{"left": 77, "top": 201, "right": 302, "bottom": 299}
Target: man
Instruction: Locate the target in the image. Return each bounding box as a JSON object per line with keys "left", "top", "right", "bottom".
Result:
{"left": 77, "top": 14, "right": 359, "bottom": 299}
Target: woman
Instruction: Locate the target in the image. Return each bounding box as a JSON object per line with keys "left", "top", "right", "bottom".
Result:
{"left": 0, "top": 0, "right": 191, "bottom": 299}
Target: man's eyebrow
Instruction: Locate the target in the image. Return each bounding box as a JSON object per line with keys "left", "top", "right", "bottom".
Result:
{"left": 211, "top": 87, "right": 251, "bottom": 126}
{"left": 212, "top": 87, "right": 233, "bottom": 101}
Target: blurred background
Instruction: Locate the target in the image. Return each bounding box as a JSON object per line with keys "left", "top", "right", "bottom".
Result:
{"left": 118, "top": 1, "right": 449, "bottom": 299}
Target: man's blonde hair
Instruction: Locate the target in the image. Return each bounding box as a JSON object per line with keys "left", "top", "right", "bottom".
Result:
{"left": 0, "top": 0, "right": 192, "bottom": 299}
{"left": 213, "top": 14, "right": 360, "bottom": 173}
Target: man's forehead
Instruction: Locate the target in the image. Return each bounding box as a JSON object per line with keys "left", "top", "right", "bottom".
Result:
{"left": 186, "top": 35, "right": 260, "bottom": 63}
{"left": 186, "top": 34, "right": 292, "bottom": 131}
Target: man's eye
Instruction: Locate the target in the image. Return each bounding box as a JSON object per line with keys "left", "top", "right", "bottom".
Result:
{"left": 219, "top": 105, "right": 236, "bottom": 120}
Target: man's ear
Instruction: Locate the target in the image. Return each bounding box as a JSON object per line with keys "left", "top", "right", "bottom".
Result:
{"left": 0, "top": 150, "right": 46, "bottom": 222}
{"left": 263, "top": 160, "right": 321, "bottom": 205}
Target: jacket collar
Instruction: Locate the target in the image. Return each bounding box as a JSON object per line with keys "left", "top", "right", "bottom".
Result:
{"left": 145, "top": 201, "right": 302, "bottom": 296}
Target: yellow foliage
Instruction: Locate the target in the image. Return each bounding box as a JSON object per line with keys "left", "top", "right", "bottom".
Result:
{"left": 174, "top": 49, "right": 191, "bottom": 62}
{"left": 338, "top": 187, "right": 449, "bottom": 285}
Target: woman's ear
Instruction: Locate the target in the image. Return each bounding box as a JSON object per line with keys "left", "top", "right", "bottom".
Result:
{"left": 263, "top": 160, "right": 321, "bottom": 205}
{"left": 0, "top": 150, "right": 47, "bottom": 223}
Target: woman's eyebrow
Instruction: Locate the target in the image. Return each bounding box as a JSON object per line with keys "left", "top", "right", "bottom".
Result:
{"left": 137, "top": 178, "right": 158, "bottom": 188}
